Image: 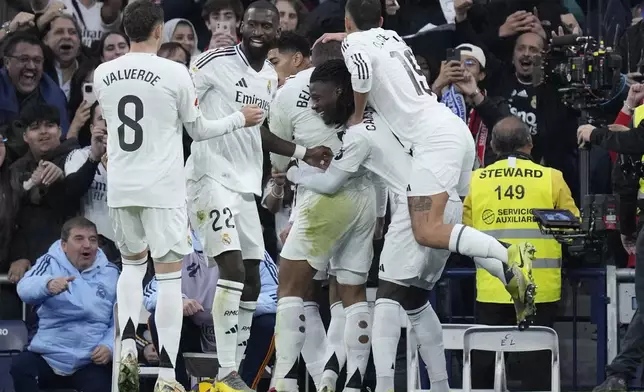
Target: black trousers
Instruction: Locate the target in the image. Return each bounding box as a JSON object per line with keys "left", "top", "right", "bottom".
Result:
{"left": 472, "top": 301, "right": 559, "bottom": 391}
{"left": 10, "top": 350, "right": 111, "bottom": 392}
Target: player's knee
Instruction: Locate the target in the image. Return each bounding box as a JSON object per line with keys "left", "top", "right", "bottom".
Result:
{"left": 153, "top": 250, "right": 184, "bottom": 263}
{"left": 376, "top": 279, "right": 407, "bottom": 305}
{"left": 213, "top": 251, "right": 245, "bottom": 282}
{"left": 120, "top": 245, "right": 148, "bottom": 262}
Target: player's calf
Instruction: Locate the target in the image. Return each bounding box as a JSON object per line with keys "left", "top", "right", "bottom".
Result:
{"left": 236, "top": 259, "right": 261, "bottom": 371}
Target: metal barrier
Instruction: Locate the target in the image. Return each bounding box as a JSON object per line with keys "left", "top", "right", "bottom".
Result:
{"left": 606, "top": 267, "right": 638, "bottom": 365}
{"left": 431, "top": 268, "right": 607, "bottom": 390}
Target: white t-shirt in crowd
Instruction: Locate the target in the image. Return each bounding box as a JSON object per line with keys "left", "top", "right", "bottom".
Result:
{"left": 61, "top": 0, "right": 120, "bottom": 47}
{"left": 186, "top": 45, "right": 278, "bottom": 196}
{"left": 93, "top": 52, "right": 200, "bottom": 208}
{"left": 64, "top": 147, "right": 114, "bottom": 241}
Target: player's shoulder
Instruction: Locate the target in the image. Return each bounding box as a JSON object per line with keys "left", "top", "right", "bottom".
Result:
{"left": 281, "top": 67, "right": 312, "bottom": 91}
{"left": 191, "top": 45, "right": 239, "bottom": 71}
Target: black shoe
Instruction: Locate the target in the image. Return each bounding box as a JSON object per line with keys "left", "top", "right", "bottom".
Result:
{"left": 592, "top": 376, "right": 627, "bottom": 392}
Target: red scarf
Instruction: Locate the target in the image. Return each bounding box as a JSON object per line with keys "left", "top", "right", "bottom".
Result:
{"left": 467, "top": 90, "right": 488, "bottom": 167}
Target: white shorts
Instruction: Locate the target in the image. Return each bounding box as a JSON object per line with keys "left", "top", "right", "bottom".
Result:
{"left": 379, "top": 192, "right": 463, "bottom": 290}
{"left": 281, "top": 185, "right": 376, "bottom": 285}
{"left": 109, "top": 206, "right": 192, "bottom": 261}
{"left": 407, "top": 115, "right": 476, "bottom": 198}
{"left": 187, "top": 177, "right": 265, "bottom": 261}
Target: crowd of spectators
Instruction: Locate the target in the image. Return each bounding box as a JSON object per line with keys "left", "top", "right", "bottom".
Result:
{"left": 1, "top": 0, "right": 644, "bottom": 391}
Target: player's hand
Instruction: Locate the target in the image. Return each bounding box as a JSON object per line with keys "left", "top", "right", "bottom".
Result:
{"left": 240, "top": 105, "right": 264, "bottom": 127}
{"left": 210, "top": 32, "right": 236, "bottom": 49}
{"left": 183, "top": 298, "right": 204, "bottom": 316}
{"left": 280, "top": 222, "right": 293, "bottom": 245}
{"left": 8, "top": 259, "right": 31, "bottom": 283}
{"left": 499, "top": 11, "right": 534, "bottom": 38}
{"left": 608, "top": 124, "right": 630, "bottom": 132}
{"left": 272, "top": 170, "right": 287, "bottom": 186}
{"left": 313, "top": 32, "right": 347, "bottom": 48}
{"left": 91, "top": 344, "right": 112, "bottom": 365}
{"left": 39, "top": 160, "right": 63, "bottom": 186}
{"left": 304, "top": 146, "right": 333, "bottom": 170}
{"left": 576, "top": 124, "right": 595, "bottom": 145}
{"left": 90, "top": 126, "right": 108, "bottom": 161}
{"left": 621, "top": 234, "right": 636, "bottom": 255}
{"left": 374, "top": 217, "right": 385, "bottom": 240}
{"left": 47, "top": 276, "right": 75, "bottom": 295}
{"left": 432, "top": 60, "right": 465, "bottom": 93}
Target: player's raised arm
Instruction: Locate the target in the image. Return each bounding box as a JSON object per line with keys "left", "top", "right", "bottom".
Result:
{"left": 342, "top": 39, "right": 373, "bottom": 127}
{"left": 177, "top": 68, "right": 263, "bottom": 140}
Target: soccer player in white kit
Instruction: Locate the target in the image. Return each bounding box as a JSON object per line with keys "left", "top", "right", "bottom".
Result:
{"left": 318, "top": 0, "right": 538, "bottom": 326}
{"left": 186, "top": 2, "right": 332, "bottom": 391}
{"left": 268, "top": 35, "right": 348, "bottom": 390}
{"left": 287, "top": 59, "right": 454, "bottom": 392}
{"left": 93, "top": 2, "right": 263, "bottom": 392}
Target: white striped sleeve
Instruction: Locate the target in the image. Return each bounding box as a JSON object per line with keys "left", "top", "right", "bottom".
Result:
{"left": 342, "top": 39, "right": 373, "bottom": 94}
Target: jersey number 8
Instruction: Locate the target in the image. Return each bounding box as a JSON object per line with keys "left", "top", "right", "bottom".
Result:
{"left": 390, "top": 49, "right": 432, "bottom": 96}
{"left": 117, "top": 95, "right": 144, "bottom": 152}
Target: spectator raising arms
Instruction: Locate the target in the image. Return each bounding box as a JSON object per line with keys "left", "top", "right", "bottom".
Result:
{"left": 10, "top": 217, "right": 118, "bottom": 392}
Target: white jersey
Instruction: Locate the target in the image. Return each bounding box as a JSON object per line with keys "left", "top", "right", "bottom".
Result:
{"left": 186, "top": 45, "right": 278, "bottom": 195}
{"left": 333, "top": 108, "right": 410, "bottom": 196}
{"left": 269, "top": 67, "right": 342, "bottom": 172}
{"left": 94, "top": 52, "right": 200, "bottom": 208}
{"left": 342, "top": 28, "right": 455, "bottom": 146}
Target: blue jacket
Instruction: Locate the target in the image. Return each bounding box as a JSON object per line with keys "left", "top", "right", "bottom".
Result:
{"left": 17, "top": 241, "right": 119, "bottom": 375}
{"left": 144, "top": 250, "right": 278, "bottom": 319}
{"left": 0, "top": 68, "right": 70, "bottom": 135}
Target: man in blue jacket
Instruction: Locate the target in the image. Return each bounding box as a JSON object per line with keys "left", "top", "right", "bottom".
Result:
{"left": 144, "top": 231, "right": 278, "bottom": 389}
{"left": 10, "top": 216, "right": 119, "bottom": 392}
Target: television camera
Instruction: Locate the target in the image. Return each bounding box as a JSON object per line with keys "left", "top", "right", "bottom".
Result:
{"left": 531, "top": 195, "right": 618, "bottom": 261}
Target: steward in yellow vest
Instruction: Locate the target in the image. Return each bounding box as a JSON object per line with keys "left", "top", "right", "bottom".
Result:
{"left": 464, "top": 116, "right": 578, "bottom": 390}
{"left": 464, "top": 118, "right": 579, "bottom": 304}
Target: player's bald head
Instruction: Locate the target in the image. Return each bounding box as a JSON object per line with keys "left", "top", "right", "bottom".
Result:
{"left": 491, "top": 116, "right": 532, "bottom": 154}
{"left": 311, "top": 40, "right": 343, "bottom": 67}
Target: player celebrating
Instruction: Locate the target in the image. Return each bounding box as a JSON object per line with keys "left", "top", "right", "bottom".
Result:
{"left": 93, "top": 2, "right": 263, "bottom": 392}
{"left": 270, "top": 39, "right": 362, "bottom": 392}
{"left": 268, "top": 36, "right": 347, "bottom": 389}
{"left": 187, "top": 2, "right": 331, "bottom": 392}
{"left": 318, "top": 0, "right": 537, "bottom": 325}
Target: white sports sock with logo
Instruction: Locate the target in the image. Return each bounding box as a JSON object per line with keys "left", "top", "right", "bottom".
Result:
{"left": 212, "top": 279, "right": 244, "bottom": 379}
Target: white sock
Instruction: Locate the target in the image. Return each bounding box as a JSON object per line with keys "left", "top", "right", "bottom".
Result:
{"left": 372, "top": 299, "right": 403, "bottom": 392}
{"left": 448, "top": 224, "right": 508, "bottom": 263}
{"left": 213, "top": 279, "right": 244, "bottom": 379}
{"left": 155, "top": 270, "right": 183, "bottom": 382}
{"left": 473, "top": 256, "right": 509, "bottom": 285}
{"left": 344, "top": 302, "right": 372, "bottom": 392}
{"left": 321, "top": 301, "right": 347, "bottom": 386}
{"left": 274, "top": 297, "right": 306, "bottom": 392}
{"left": 117, "top": 256, "right": 148, "bottom": 358}
{"left": 301, "top": 302, "right": 328, "bottom": 388}
{"left": 235, "top": 301, "right": 256, "bottom": 371}
{"left": 407, "top": 302, "right": 450, "bottom": 392}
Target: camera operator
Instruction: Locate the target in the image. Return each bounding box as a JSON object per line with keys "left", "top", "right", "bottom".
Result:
{"left": 464, "top": 115, "right": 578, "bottom": 390}
{"left": 577, "top": 83, "right": 644, "bottom": 392}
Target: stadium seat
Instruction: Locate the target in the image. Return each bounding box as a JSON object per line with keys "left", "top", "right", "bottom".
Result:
{"left": 462, "top": 326, "right": 560, "bottom": 392}
{"left": 0, "top": 320, "right": 29, "bottom": 392}
{"left": 407, "top": 323, "right": 499, "bottom": 392}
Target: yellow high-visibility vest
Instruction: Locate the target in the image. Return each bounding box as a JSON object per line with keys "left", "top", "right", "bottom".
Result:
{"left": 470, "top": 157, "right": 562, "bottom": 303}
{"left": 634, "top": 106, "right": 644, "bottom": 200}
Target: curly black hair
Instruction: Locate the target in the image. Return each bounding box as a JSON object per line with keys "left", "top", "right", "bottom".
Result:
{"left": 309, "top": 59, "right": 355, "bottom": 125}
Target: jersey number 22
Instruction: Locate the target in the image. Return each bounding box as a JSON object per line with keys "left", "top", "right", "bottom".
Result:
{"left": 390, "top": 49, "right": 431, "bottom": 96}
{"left": 117, "top": 95, "right": 144, "bottom": 152}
